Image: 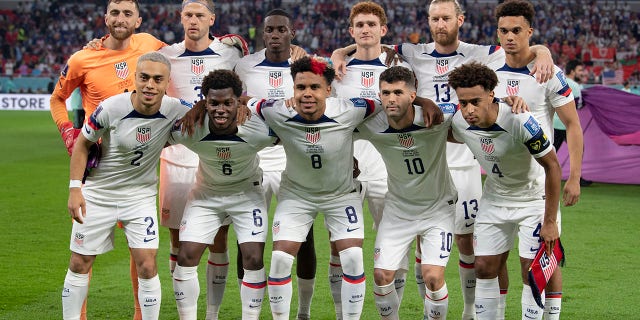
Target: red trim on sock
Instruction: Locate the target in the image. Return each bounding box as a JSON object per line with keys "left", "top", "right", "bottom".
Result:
{"left": 169, "top": 254, "right": 177, "bottom": 262}
{"left": 329, "top": 262, "right": 342, "bottom": 267}
{"left": 459, "top": 261, "right": 474, "bottom": 269}
{"left": 207, "top": 260, "right": 229, "bottom": 266}
{"left": 415, "top": 257, "right": 422, "bottom": 263}
{"left": 242, "top": 281, "right": 267, "bottom": 289}
{"left": 500, "top": 289, "right": 508, "bottom": 295}
{"left": 374, "top": 290, "right": 392, "bottom": 297}
{"left": 425, "top": 293, "right": 449, "bottom": 302}
{"left": 343, "top": 274, "right": 366, "bottom": 284}
{"left": 546, "top": 294, "right": 562, "bottom": 299}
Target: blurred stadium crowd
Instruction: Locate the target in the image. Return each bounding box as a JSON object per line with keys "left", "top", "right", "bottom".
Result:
{"left": 1, "top": 0, "right": 640, "bottom": 93}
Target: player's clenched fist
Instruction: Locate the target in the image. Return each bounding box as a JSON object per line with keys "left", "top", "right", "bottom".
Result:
{"left": 59, "top": 121, "right": 81, "bottom": 156}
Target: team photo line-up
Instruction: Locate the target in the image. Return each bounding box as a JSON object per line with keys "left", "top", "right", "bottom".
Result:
{"left": 55, "top": 0, "right": 583, "bottom": 319}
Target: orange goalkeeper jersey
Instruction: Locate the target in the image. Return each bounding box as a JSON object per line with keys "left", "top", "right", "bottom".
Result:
{"left": 50, "top": 33, "right": 165, "bottom": 129}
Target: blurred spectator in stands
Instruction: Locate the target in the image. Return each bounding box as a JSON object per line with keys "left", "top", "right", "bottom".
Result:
{"left": 4, "top": 76, "right": 17, "bottom": 93}
{"left": 47, "top": 77, "right": 55, "bottom": 94}
{"left": 622, "top": 80, "right": 632, "bottom": 93}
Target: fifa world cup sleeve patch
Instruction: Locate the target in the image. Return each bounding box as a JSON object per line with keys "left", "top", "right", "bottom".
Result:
{"left": 523, "top": 115, "right": 542, "bottom": 136}
{"left": 528, "top": 239, "right": 565, "bottom": 309}
{"left": 438, "top": 102, "right": 457, "bottom": 114}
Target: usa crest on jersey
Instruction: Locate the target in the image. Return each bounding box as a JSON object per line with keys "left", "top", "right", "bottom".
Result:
{"left": 191, "top": 58, "right": 205, "bottom": 75}
{"left": 216, "top": 147, "right": 231, "bottom": 160}
{"left": 305, "top": 127, "right": 320, "bottom": 144}
{"left": 361, "top": 71, "right": 375, "bottom": 88}
{"left": 397, "top": 133, "right": 415, "bottom": 149}
{"left": 136, "top": 127, "right": 151, "bottom": 144}
{"left": 269, "top": 71, "right": 283, "bottom": 88}
{"left": 436, "top": 59, "right": 449, "bottom": 75}
{"left": 506, "top": 79, "right": 520, "bottom": 96}
{"left": 480, "top": 137, "right": 494, "bottom": 154}
{"left": 115, "top": 61, "right": 129, "bottom": 79}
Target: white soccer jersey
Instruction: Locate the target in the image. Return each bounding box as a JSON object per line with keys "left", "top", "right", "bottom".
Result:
{"left": 397, "top": 41, "right": 505, "bottom": 168}
{"left": 251, "top": 97, "right": 377, "bottom": 201}
{"left": 494, "top": 60, "right": 574, "bottom": 142}
{"left": 332, "top": 53, "right": 411, "bottom": 182}
{"left": 159, "top": 36, "right": 244, "bottom": 167}
{"left": 234, "top": 49, "right": 293, "bottom": 172}
{"left": 451, "top": 103, "right": 553, "bottom": 206}
{"left": 81, "top": 93, "right": 190, "bottom": 201}
{"left": 170, "top": 112, "right": 277, "bottom": 194}
{"left": 357, "top": 106, "right": 457, "bottom": 219}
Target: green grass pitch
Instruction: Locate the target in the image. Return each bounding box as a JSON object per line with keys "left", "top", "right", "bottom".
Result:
{"left": 1, "top": 111, "right": 638, "bottom": 319}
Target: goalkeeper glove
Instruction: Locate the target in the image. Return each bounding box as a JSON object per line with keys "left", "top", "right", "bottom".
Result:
{"left": 219, "top": 33, "right": 250, "bottom": 56}
{"left": 59, "top": 121, "right": 81, "bottom": 156}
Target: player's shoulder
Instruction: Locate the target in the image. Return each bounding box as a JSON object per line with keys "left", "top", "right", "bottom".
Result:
{"left": 157, "top": 41, "right": 185, "bottom": 56}
{"left": 459, "top": 41, "right": 503, "bottom": 56}
{"left": 131, "top": 32, "right": 164, "bottom": 49}
{"left": 236, "top": 49, "right": 267, "bottom": 68}
{"left": 66, "top": 47, "right": 103, "bottom": 68}
{"left": 210, "top": 36, "right": 244, "bottom": 58}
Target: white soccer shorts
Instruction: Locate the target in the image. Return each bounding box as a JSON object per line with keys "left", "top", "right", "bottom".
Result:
{"left": 473, "top": 200, "right": 560, "bottom": 259}
{"left": 159, "top": 160, "right": 196, "bottom": 229}
{"left": 70, "top": 195, "right": 159, "bottom": 255}
{"left": 271, "top": 190, "right": 364, "bottom": 242}
{"left": 374, "top": 201, "right": 455, "bottom": 270}
{"left": 180, "top": 185, "right": 268, "bottom": 244}
{"left": 450, "top": 164, "right": 483, "bottom": 235}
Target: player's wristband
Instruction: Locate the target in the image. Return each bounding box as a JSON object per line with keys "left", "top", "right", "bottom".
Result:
{"left": 69, "top": 180, "right": 82, "bottom": 189}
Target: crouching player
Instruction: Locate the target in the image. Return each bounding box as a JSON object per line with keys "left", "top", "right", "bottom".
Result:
{"left": 170, "top": 69, "right": 277, "bottom": 320}
{"left": 447, "top": 62, "right": 561, "bottom": 320}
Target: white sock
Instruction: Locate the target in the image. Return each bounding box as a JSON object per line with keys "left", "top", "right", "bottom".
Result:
{"left": 328, "top": 255, "right": 343, "bottom": 319}
{"left": 297, "top": 277, "right": 315, "bottom": 318}
{"left": 424, "top": 283, "right": 448, "bottom": 320}
{"left": 206, "top": 251, "right": 229, "bottom": 319}
{"left": 475, "top": 277, "right": 499, "bottom": 320}
{"left": 173, "top": 265, "right": 199, "bottom": 320}
{"left": 497, "top": 289, "right": 507, "bottom": 320}
{"left": 459, "top": 253, "right": 476, "bottom": 317}
{"left": 138, "top": 275, "right": 161, "bottom": 320}
{"left": 62, "top": 269, "right": 89, "bottom": 320}
{"left": 241, "top": 268, "right": 266, "bottom": 320}
{"left": 374, "top": 281, "right": 399, "bottom": 319}
{"left": 544, "top": 293, "right": 562, "bottom": 320}
{"left": 339, "top": 247, "right": 365, "bottom": 320}
{"left": 415, "top": 251, "right": 426, "bottom": 302}
{"left": 394, "top": 269, "right": 407, "bottom": 308}
{"left": 169, "top": 246, "right": 179, "bottom": 274}
{"left": 522, "top": 285, "right": 544, "bottom": 320}
{"left": 268, "top": 251, "right": 294, "bottom": 320}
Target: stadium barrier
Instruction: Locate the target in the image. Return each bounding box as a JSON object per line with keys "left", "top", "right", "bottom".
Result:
{"left": 0, "top": 94, "right": 72, "bottom": 111}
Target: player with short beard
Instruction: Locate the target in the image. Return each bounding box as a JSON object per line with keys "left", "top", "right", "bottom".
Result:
{"left": 50, "top": 1, "right": 165, "bottom": 318}
{"left": 332, "top": 1, "right": 556, "bottom": 318}
{"left": 157, "top": 1, "right": 246, "bottom": 318}
{"left": 357, "top": 66, "right": 457, "bottom": 320}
